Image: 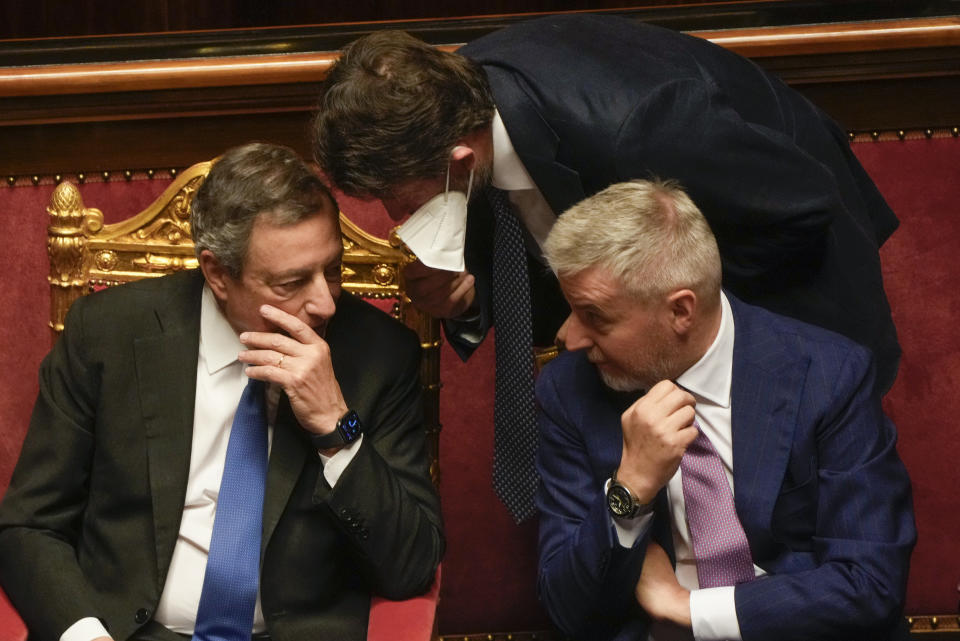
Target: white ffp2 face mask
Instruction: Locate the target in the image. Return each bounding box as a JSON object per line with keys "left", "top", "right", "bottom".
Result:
{"left": 395, "top": 163, "right": 474, "bottom": 272}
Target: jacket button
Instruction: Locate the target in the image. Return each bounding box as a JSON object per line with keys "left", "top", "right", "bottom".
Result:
{"left": 134, "top": 608, "right": 150, "bottom": 624}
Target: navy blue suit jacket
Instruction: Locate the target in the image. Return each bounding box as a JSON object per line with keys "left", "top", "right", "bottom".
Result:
{"left": 535, "top": 295, "right": 915, "bottom": 641}
{"left": 456, "top": 14, "right": 900, "bottom": 393}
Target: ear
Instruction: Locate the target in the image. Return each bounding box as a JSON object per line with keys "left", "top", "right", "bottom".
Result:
{"left": 665, "top": 289, "right": 697, "bottom": 335}
{"left": 198, "top": 249, "right": 233, "bottom": 303}
{"left": 450, "top": 144, "right": 477, "bottom": 171}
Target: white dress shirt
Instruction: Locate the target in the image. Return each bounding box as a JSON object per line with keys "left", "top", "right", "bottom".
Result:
{"left": 490, "top": 108, "right": 557, "bottom": 256}
{"left": 608, "top": 293, "right": 766, "bottom": 641}
{"left": 62, "top": 285, "right": 361, "bottom": 641}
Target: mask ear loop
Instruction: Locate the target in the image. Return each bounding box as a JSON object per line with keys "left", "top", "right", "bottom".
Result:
{"left": 443, "top": 157, "right": 452, "bottom": 203}
{"left": 465, "top": 166, "right": 474, "bottom": 202}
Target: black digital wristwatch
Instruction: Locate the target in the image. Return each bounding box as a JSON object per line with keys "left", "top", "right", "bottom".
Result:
{"left": 311, "top": 409, "right": 363, "bottom": 451}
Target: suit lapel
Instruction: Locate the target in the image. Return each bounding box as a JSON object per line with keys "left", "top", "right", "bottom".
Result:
{"left": 134, "top": 270, "right": 203, "bottom": 589}
{"left": 487, "top": 66, "right": 585, "bottom": 214}
{"left": 262, "top": 395, "right": 308, "bottom": 555}
{"left": 728, "top": 297, "right": 806, "bottom": 547}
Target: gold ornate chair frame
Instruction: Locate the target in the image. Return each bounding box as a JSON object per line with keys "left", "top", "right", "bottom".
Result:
{"left": 46, "top": 160, "right": 442, "bottom": 486}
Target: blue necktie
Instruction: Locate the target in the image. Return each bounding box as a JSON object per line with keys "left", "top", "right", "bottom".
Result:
{"left": 192, "top": 378, "right": 268, "bottom": 641}
{"left": 487, "top": 187, "right": 539, "bottom": 523}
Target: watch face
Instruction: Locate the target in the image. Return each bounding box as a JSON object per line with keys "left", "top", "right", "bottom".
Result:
{"left": 607, "top": 484, "right": 635, "bottom": 518}
{"left": 339, "top": 410, "right": 362, "bottom": 442}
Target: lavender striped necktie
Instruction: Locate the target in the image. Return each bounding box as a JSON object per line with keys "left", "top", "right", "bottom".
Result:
{"left": 681, "top": 423, "right": 755, "bottom": 588}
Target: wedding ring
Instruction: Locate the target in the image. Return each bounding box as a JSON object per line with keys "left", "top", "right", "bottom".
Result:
{"left": 277, "top": 355, "right": 285, "bottom": 368}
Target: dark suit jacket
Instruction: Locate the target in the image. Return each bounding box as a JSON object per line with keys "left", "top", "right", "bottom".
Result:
{"left": 534, "top": 295, "right": 915, "bottom": 641}
{"left": 0, "top": 269, "right": 443, "bottom": 641}
{"left": 456, "top": 14, "right": 900, "bottom": 393}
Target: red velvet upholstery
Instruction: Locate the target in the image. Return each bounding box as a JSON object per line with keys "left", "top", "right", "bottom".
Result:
{"left": 854, "top": 137, "right": 960, "bottom": 614}
{"left": 368, "top": 566, "right": 442, "bottom": 641}
{"left": 0, "top": 587, "right": 25, "bottom": 641}
{"left": 1, "top": 137, "right": 959, "bottom": 636}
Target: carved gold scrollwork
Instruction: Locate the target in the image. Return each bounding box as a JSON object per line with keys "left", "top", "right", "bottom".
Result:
{"left": 132, "top": 253, "right": 199, "bottom": 272}
{"left": 170, "top": 183, "right": 198, "bottom": 221}
{"left": 134, "top": 219, "right": 190, "bottom": 244}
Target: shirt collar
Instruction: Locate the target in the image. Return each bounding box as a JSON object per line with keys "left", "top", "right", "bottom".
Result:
{"left": 675, "top": 292, "right": 734, "bottom": 408}
{"left": 490, "top": 108, "right": 537, "bottom": 192}
{"left": 199, "top": 283, "right": 245, "bottom": 375}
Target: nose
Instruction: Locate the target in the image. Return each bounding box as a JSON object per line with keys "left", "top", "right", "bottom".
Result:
{"left": 560, "top": 313, "right": 593, "bottom": 352}
{"left": 304, "top": 275, "right": 337, "bottom": 321}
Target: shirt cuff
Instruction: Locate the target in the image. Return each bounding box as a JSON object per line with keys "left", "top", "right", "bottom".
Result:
{"left": 61, "top": 617, "right": 110, "bottom": 641}
{"left": 690, "top": 586, "right": 741, "bottom": 641}
{"left": 319, "top": 433, "right": 364, "bottom": 487}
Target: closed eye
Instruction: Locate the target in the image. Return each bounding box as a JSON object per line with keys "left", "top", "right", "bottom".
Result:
{"left": 272, "top": 279, "right": 305, "bottom": 295}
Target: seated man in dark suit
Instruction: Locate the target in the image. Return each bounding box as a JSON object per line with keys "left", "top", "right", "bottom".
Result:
{"left": 0, "top": 143, "right": 444, "bottom": 641}
{"left": 535, "top": 179, "right": 914, "bottom": 641}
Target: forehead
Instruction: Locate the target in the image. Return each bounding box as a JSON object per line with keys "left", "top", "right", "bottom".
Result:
{"left": 244, "top": 211, "right": 342, "bottom": 272}
{"left": 558, "top": 266, "right": 627, "bottom": 308}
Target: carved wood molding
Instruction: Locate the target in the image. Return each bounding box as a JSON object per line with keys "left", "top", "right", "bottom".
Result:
{"left": 0, "top": 16, "right": 955, "bottom": 101}
{"left": 908, "top": 614, "right": 960, "bottom": 637}
{"left": 700, "top": 16, "right": 960, "bottom": 58}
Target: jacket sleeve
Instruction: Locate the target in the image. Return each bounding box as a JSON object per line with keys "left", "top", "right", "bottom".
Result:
{"left": 534, "top": 363, "right": 652, "bottom": 640}
{"left": 0, "top": 298, "right": 106, "bottom": 641}
{"left": 319, "top": 330, "right": 444, "bottom": 599}
{"left": 734, "top": 344, "right": 915, "bottom": 641}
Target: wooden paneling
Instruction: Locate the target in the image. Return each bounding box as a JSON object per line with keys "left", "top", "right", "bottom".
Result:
{"left": 0, "top": 13, "right": 958, "bottom": 175}
{"left": 4, "top": 0, "right": 951, "bottom": 39}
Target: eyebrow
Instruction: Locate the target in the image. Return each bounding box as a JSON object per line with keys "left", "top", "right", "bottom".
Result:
{"left": 264, "top": 268, "right": 313, "bottom": 283}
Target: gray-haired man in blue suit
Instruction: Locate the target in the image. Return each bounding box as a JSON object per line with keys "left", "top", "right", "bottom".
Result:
{"left": 535, "top": 179, "right": 915, "bottom": 641}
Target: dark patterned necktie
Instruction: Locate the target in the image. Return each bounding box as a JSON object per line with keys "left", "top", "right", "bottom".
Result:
{"left": 192, "top": 378, "right": 268, "bottom": 641}
{"left": 487, "top": 187, "right": 539, "bottom": 523}
{"left": 681, "top": 423, "right": 755, "bottom": 588}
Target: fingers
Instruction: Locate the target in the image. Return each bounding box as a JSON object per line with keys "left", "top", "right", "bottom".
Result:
{"left": 624, "top": 381, "right": 696, "bottom": 432}
{"left": 618, "top": 380, "right": 699, "bottom": 501}
{"left": 645, "top": 380, "right": 697, "bottom": 411}
{"left": 404, "top": 261, "right": 476, "bottom": 318}
{"left": 257, "top": 304, "right": 322, "bottom": 344}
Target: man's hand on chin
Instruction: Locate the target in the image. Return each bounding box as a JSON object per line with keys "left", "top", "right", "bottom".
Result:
{"left": 238, "top": 304, "right": 348, "bottom": 448}
{"left": 403, "top": 260, "right": 476, "bottom": 319}
{"left": 636, "top": 541, "right": 692, "bottom": 628}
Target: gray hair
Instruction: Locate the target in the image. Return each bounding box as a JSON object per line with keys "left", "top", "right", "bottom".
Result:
{"left": 191, "top": 142, "right": 337, "bottom": 278}
{"left": 544, "top": 179, "right": 722, "bottom": 304}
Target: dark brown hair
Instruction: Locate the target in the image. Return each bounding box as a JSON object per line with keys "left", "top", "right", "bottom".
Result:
{"left": 312, "top": 30, "right": 495, "bottom": 198}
